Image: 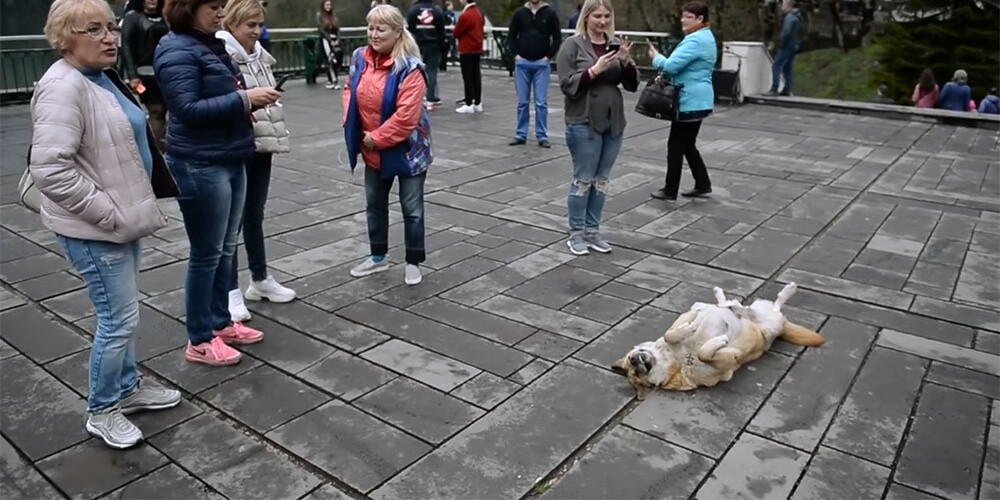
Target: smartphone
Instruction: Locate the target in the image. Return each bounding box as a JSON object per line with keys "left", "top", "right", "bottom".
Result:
{"left": 607, "top": 39, "right": 621, "bottom": 53}
{"left": 274, "top": 74, "right": 292, "bottom": 91}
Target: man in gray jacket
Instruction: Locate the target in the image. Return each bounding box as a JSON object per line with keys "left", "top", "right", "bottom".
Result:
{"left": 765, "top": 0, "right": 801, "bottom": 97}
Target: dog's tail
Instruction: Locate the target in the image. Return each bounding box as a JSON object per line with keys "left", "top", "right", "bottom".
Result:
{"left": 779, "top": 321, "right": 824, "bottom": 347}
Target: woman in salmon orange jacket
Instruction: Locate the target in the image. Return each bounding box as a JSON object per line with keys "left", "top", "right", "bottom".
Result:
{"left": 343, "top": 4, "right": 430, "bottom": 285}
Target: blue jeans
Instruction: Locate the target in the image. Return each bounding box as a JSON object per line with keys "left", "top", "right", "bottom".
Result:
{"left": 166, "top": 154, "right": 245, "bottom": 344}
{"left": 514, "top": 58, "right": 550, "bottom": 141}
{"left": 231, "top": 152, "right": 272, "bottom": 287}
{"left": 364, "top": 167, "right": 426, "bottom": 264}
{"left": 58, "top": 236, "right": 141, "bottom": 414}
{"left": 565, "top": 124, "right": 623, "bottom": 233}
{"left": 771, "top": 45, "right": 797, "bottom": 94}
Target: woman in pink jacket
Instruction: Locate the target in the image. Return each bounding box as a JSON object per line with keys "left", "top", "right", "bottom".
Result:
{"left": 912, "top": 68, "right": 938, "bottom": 108}
{"left": 342, "top": 4, "right": 429, "bottom": 285}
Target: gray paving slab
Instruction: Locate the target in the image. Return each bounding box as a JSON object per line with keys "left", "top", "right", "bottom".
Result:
{"left": 371, "top": 360, "right": 632, "bottom": 500}
{"left": 696, "top": 432, "right": 809, "bottom": 500}
{"left": 299, "top": 483, "right": 355, "bottom": 500}
{"left": 354, "top": 377, "right": 484, "bottom": 444}
{"left": 143, "top": 347, "right": 262, "bottom": 394}
{"left": 824, "top": 347, "right": 927, "bottom": 466}
{"left": 926, "top": 361, "right": 1000, "bottom": 399}
{"left": 450, "top": 372, "right": 522, "bottom": 410}
{"left": 508, "top": 357, "right": 555, "bottom": 385}
{"left": 749, "top": 318, "right": 878, "bottom": 451}
{"left": 884, "top": 483, "right": 947, "bottom": 500}
{"left": 248, "top": 299, "right": 389, "bottom": 353}
{"left": 791, "top": 446, "right": 890, "bottom": 500}
{"left": 150, "top": 414, "right": 321, "bottom": 500}
{"left": 100, "top": 463, "right": 225, "bottom": 500}
{"left": 407, "top": 297, "right": 537, "bottom": 346}
{"left": 631, "top": 254, "right": 763, "bottom": 297}
{"left": 267, "top": 400, "right": 431, "bottom": 493}
{"left": 0, "top": 305, "right": 89, "bottom": 364}
{"left": 624, "top": 351, "right": 794, "bottom": 458}
{"left": 235, "top": 314, "right": 336, "bottom": 374}
{"left": 0, "top": 436, "right": 62, "bottom": 500}
{"left": 340, "top": 300, "right": 532, "bottom": 376}
{"left": 711, "top": 227, "right": 811, "bottom": 278}
{"left": 36, "top": 439, "right": 168, "bottom": 499}
{"left": 543, "top": 425, "right": 714, "bottom": 500}
{"left": 298, "top": 349, "right": 396, "bottom": 401}
{"left": 1, "top": 355, "right": 88, "bottom": 461}
{"left": 895, "top": 383, "right": 989, "bottom": 499}
{"left": 506, "top": 265, "right": 611, "bottom": 310}
{"left": 201, "top": 365, "right": 330, "bottom": 433}
{"left": 477, "top": 295, "right": 607, "bottom": 342}
{"left": 877, "top": 329, "right": 1000, "bottom": 376}
{"left": 362, "top": 339, "right": 480, "bottom": 392}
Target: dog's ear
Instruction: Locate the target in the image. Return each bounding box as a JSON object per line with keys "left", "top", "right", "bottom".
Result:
{"left": 610, "top": 356, "right": 629, "bottom": 376}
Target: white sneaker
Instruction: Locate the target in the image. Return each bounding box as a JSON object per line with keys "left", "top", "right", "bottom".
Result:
{"left": 473, "top": 103, "right": 483, "bottom": 113}
{"left": 228, "top": 289, "right": 251, "bottom": 322}
{"left": 325, "top": 82, "right": 340, "bottom": 90}
{"left": 456, "top": 104, "right": 475, "bottom": 114}
{"left": 424, "top": 101, "right": 435, "bottom": 111}
{"left": 350, "top": 257, "right": 390, "bottom": 277}
{"left": 244, "top": 276, "right": 296, "bottom": 303}
{"left": 86, "top": 407, "right": 143, "bottom": 449}
{"left": 404, "top": 264, "right": 422, "bottom": 285}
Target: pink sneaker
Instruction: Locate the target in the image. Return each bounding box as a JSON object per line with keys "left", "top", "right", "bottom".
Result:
{"left": 213, "top": 321, "right": 264, "bottom": 345}
{"left": 185, "top": 337, "right": 242, "bottom": 366}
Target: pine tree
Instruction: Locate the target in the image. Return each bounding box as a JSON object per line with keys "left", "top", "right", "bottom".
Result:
{"left": 871, "top": 0, "right": 999, "bottom": 104}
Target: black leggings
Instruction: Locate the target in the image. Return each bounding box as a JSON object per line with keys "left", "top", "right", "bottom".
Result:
{"left": 459, "top": 54, "right": 482, "bottom": 105}
{"left": 664, "top": 120, "right": 710, "bottom": 198}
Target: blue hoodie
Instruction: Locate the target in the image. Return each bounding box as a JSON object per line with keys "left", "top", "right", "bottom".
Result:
{"left": 652, "top": 27, "right": 717, "bottom": 115}
{"left": 781, "top": 8, "right": 802, "bottom": 50}
{"left": 938, "top": 81, "right": 972, "bottom": 111}
{"left": 979, "top": 94, "right": 999, "bottom": 114}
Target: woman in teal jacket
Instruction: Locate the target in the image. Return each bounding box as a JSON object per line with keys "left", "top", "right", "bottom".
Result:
{"left": 648, "top": 1, "right": 716, "bottom": 201}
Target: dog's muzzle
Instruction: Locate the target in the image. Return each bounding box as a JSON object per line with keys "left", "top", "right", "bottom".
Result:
{"left": 629, "top": 350, "right": 654, "bottom": 375}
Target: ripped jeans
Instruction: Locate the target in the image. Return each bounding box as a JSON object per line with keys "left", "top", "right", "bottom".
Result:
{"left": 58, "top": 236, "right": 141, "bottom": 414}
{"left": 565, "top": 123, "right": 623, "bottom": 234}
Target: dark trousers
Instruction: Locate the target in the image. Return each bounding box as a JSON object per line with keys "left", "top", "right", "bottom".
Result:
{"left": 418, "top": 44, "right": 441, "bottom": 102}
{"left": 364, "top": 167, "right": 426, "bottom": 264}
{"left": 231, "top": 153, "right": 272, "bottom": 287}
{"left": 664, "top": 120, "right": 710, "bottom": 198}
{"left": 459, "top": 53, "right": 482, "bottom": 105}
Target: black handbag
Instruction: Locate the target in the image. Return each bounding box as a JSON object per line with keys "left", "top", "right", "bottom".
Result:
{"left": 635, "top": 74, "right": 681, "bottom": 121}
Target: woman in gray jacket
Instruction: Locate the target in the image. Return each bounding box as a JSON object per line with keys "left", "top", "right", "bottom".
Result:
{"left": 557, "top": 0, "right": 638, "bottom": 255}
{"left": 31, "top": 0, "right": 181, "bottom": 449}
{"left": 218, "top": 0, "right": 295, "bottom": 323}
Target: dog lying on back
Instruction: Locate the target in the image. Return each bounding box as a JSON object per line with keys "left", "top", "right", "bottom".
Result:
{"left": 612, "top": 283, "right": 823, "bottom": 399}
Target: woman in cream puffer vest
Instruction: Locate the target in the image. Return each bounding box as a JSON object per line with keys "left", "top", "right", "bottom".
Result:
{"left": 218, "top": 0, "right": 296, "bottom": 324}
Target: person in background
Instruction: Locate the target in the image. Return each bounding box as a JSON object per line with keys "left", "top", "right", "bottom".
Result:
{"left": 979, "top": 88, "right": 999, "bottom": 114}
{"left": 453, "top": 0, "right": 484, "bottom": 113}
{"left": 406, "top": 0, "right": 447, "bottom": 109}
{"left": 317, "top": 0, "right": 342, "bottom": 89}
{"left": 218, "top": 0, "right": 295, "bottom": 323}
{"left": 567, "top": 0, "right": 581, "bottom": 29}
{"left": 121, "top": 0, "right": 169, "bottom": 151}
{"left": 872, "top": 84, "right": 894, "bottom": 104}
{"left": 508, "top": 0, "right": 561, "bottom": 148}
{"left": 938, "top": 69, "right": 973, "bottom": 111}
{"left": 557, "top": 0, "right": 637, "bottom": 255}
{"left": 258, "top": 1, "right": 270, "bottom": 51}
{"left": 441, "top": 0, "right": 457, "bottom": 71}
{"left": 764, "top": 0, "right": 800, "bottom": 97}
{"left": 648, "top": 1, "right": 716, "bottom": 201}
{"left": 155, "top": 0, "right": 281, "bottom": 366}
{"left": 912, "top": 68, "right": 938, "bottom": 108}
{"left": 343, "top": 4, "right": 430, "bottom": 286}
{"left": 33, "top": 0, "right": 181, "bottom": 449}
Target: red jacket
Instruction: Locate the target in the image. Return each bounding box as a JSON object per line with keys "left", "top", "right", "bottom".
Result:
{"left": 453, "top": 3, "right": 484, "bottom": 55}
{"left": 342, "top": 46, "right": 426, "bottom": 169}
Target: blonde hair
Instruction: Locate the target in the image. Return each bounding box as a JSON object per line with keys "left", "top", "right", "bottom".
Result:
{"left": 575, "top": 0, "right": 615, "bottom": 40}
{"left": 366, "top": 4, "right": 421, "bottom": 71}
{"left": 44, "top": 0, "right": 115, "bottom": 52}
{"left": 223, "top": 0, "right": 266, "bottom": 32}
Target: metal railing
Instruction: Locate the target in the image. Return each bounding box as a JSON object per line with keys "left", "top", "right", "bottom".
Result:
{"left": 0, "top": 27, "right": 675, "bottom": 103}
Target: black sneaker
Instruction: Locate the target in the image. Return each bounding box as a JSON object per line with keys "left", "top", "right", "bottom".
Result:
{"left": 538, "top": 140, "right": 551, "bottom": 148}
{"left": 508, "top": 138, "right": 526, "bottom": 146}
{"left": 681, "top": 188, "right": 712, "bottom": 198}
{"left": 650, "top": 188, "right": 676, "bottom": 201}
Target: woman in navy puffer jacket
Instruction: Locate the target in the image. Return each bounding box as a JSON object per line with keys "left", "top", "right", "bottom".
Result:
{"left": 154, "top": 0, "right": 280, "bottom": 366}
